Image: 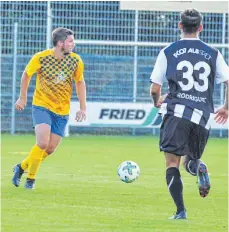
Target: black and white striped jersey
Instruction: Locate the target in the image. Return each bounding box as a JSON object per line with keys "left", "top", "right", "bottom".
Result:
{"left": 150, "top": 38, "right": 229, "bottom": 130}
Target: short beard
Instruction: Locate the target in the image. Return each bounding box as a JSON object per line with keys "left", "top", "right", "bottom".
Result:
{"left": 61, "top": 47, "right": 70, "bottom": 56}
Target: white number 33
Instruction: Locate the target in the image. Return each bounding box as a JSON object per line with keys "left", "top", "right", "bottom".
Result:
{"left": 177, "top": 60, "right": 210, "bottom": 92}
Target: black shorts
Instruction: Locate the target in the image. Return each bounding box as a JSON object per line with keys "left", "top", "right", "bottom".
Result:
{"left": 160, "top": 115, "right": 209, "bottom": 159}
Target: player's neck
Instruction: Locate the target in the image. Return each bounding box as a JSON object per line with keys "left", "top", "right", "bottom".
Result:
{"left": 182, "top": 33, "right": 199, "bottom": 39}
{"left": 53, "top": 47, "right": 65, "bottom": 60}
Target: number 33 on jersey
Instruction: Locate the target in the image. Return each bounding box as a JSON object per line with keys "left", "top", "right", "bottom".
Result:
{"left": 150, "top": 38, "right": 229, "bottom": 129}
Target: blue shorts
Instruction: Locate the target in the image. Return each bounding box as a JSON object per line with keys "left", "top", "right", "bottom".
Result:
{"left": 32, "top": 105, "right": 69, "bottom": 137}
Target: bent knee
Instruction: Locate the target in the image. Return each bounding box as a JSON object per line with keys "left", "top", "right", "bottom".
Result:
{"left": 45, "top": 147, "right": 56, "bottom": 155}
{"left": 37, "top": 141, "right": 49, "bottom": 150}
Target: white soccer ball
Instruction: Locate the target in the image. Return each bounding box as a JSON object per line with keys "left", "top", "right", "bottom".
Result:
{"left": 117, "top": 160, "right": 140, "bottom": 183}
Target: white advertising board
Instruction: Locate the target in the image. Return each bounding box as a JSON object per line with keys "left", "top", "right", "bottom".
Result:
{"left": 120, "top": 1, "right": 228, "bottom": 13}
{"left": 67, "top": 102, "right": 227, "bottom": 130}
{"left": 69, "top": 102, "right": 161, "bottom": 128}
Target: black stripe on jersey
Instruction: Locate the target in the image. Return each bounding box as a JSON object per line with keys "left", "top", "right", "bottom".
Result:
{"left": 199, "top": 111, "right": 210, "bottom": 128}
{"left": 162, "top": 103, "right": 212, "bottom": 130}
{"left": 166, "top": 103, "right": 176, "bottom": 116}
{"left": 183, "top": 106, "right": 193, "bottom": 121}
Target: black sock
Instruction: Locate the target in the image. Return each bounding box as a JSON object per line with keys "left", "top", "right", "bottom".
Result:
{"left": 185, "top": 159, "right": 201, "bottom": 176}
{"left": 166, "top": 167, "right": 185, "bottom": 214}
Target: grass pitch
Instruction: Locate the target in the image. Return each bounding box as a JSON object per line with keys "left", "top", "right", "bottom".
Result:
{"left": 1, "top": 134, "right": 228, "bottom": 232}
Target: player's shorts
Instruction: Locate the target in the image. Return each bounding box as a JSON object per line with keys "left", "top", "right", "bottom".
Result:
{"left": 159, "top": 115, "right": 209, "bottom": 159}
{"left": 32, "top": 105, "right": 69, "bottom": 137}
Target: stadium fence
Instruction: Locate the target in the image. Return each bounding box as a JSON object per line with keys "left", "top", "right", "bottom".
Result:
{"left": 1, "top": 1, "right": 228, "bottom": 136}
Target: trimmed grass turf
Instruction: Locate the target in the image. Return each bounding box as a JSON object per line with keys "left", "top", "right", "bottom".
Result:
{"left": 1, "top": 134, "right": 228, "bottom": 232}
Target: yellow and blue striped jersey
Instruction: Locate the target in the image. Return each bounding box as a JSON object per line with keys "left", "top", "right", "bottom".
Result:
{"left": 25, "top": 49, "right": 84, "bottom": 115}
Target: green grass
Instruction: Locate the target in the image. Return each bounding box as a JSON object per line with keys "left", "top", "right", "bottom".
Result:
{"left": 1, "top": 134, "right": 228, "bottom": 232}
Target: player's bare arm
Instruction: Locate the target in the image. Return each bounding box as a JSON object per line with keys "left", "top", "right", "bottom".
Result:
{"left": 75, "top": 80, "right": 87, "bottom": 122}
{"left": 150, "top": 83, "right": 162, "bottom": 108}
{"left": 214, "top": 80, "right": 229, "bottom": 124}
{"left": 15, "top": 71, "right": 31, "bottom": 111}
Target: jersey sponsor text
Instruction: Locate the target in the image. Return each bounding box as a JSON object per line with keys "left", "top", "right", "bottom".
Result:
{"left": 173, "top": 48, "right": 211, "bottom": 60}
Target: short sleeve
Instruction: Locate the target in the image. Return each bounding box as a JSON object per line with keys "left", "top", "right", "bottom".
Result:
{"left": 215, "top": 50, "right": 229, "bottom": 84}
{"left": 150, "top": 48, "right": 167, "bottom": 85}
{"left": 25, "top": 53, "right": 41, "bottom": 78}
{"left": 74, "top": 57, "right": 84, "bottom": 82}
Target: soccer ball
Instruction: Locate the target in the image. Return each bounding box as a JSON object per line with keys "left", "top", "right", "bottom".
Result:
{"left": 117, "top": 161, "right": 140, "bottom": 183}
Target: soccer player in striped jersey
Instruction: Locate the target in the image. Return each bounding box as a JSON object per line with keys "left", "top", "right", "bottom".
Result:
{"left": 12, "top": 27, "right": 87, "bottom": 189}
{"left": 150, "top": 9, "right": 228, "bottom": 219}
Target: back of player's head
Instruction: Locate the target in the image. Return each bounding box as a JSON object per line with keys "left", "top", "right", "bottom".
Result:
{"left": 180, "top": 9, "right": 203, "bottom": 34}
{"left": 52, "top": 27, "right": 74, "bottom": 46}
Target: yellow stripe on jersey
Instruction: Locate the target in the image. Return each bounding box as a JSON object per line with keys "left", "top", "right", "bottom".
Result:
{"left": 25, "top": 49, "right": 84, "bottom": 115}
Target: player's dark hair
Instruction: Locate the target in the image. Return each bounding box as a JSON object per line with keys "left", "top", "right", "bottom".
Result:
{"left": 52, "top": 27, "right": 74, "bottom": 46}
{"left": 180, "top": 9, "right": 203, "bottom": 34}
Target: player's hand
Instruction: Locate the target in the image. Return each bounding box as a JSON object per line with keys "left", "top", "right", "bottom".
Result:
{"left": 214, "top": 106, "right": 228, "bottom": 124}
{"left": 156, "top": 94, "right": 168, "bottom": 108}
{"left": 15, "top": 97, "right": 27, "bottom": 111}
{"left": 75, "top": 109, "right": 86, "bottom": 122}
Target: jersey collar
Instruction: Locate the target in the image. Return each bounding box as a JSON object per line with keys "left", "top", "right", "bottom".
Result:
{"left": 180, "top": 38, "right": 200, "bottom": 40}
